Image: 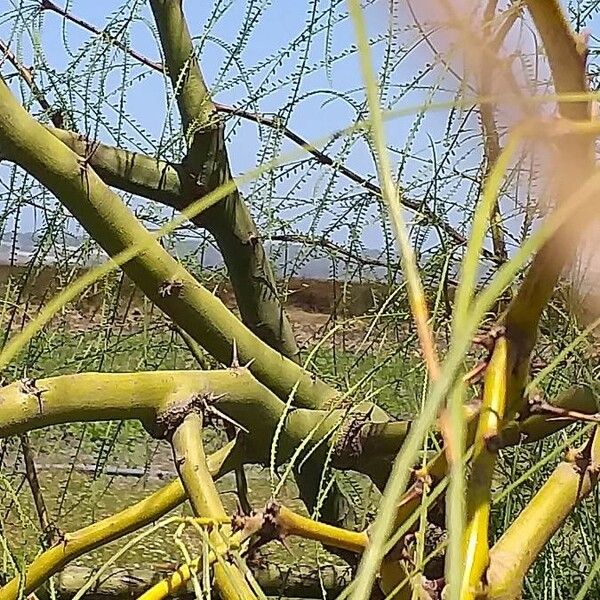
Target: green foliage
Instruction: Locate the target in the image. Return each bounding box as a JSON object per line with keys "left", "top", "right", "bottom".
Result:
{"left": 0, "top": 1, "right": 599, "bottom": 599}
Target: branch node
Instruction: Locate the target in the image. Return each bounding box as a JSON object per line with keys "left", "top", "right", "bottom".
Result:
{"left": 158, "top": 279, "right": 184, "bottom": 298}
{"left": 472, "top": 325, "right": 506, "bottom": 352}
{"left": 333, "top": 408, "right": 373, "bottom": 459}
{"left": 232, "top": 501, "right": 289, "bottom": 559}
{"left": 19, "top": 377, "right": 47, "bottom": 412}
{"left": 564, "top": 446, "right": 591, "bottom": 473}
{"left": 152, "top": 392, "right": 246, "bottom": 440}
{"left": 411, "top": 467, "right": 432, "bottom": 491}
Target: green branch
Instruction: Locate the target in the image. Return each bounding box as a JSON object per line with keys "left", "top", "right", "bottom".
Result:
{"left": 46, "top": 127, "right": 189, "bottom": 208}
{"left": 148, "top": 0, "right": 299, "bottom": 361}
{"left": 0, "top": 76, "right": 335, "bottom": 409}
{"left": 503, "top": 1, "right": 594, "bottom": 413}
{"left": 0, "top": 370, "right": 405, "bottom": 481}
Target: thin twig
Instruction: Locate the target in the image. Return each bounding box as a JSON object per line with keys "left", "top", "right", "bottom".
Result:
{"left": 19, "top": 434, "right": 59, "bottom": 547}
{"left": 0, "top": 39, "right": 63, "bottom": 127}
{"left": 39, "top": 0, "right": 163, "bottom": 72}
{"left": 34, "top": 1, "right": 489, "bottom": 258}
{"left": 528, "top": 397, "right": 600, "bottom": 424}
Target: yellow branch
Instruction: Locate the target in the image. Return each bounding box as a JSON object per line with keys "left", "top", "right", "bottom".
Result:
{"left": 461, "top": 337, "right": 508, "bottom": 599}
{"left": 0, "top": 370, "right": 264, "bottom": 437}
{"left": 139, "top": 502, "right": 368, "bottom": 600}
{"left": 276, "top": 505, "right": 368, "bottom": 554}
{"left": 138, "top": 530, "right": 245, "bottom": 600}
{"left": 488, "top": 426, "right": 600, "bottom": 599}
{"left": 170, "top": 412, "right": 257, "bottom": 600}
{"left": 0, "top": 443, "right": 235, "bottom": 600}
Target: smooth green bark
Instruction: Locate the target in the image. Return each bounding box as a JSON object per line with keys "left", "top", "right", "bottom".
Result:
{"left": 149, "top": 0, "right": 299, "bottom": 361}
{"left": 47, "top": 127, "right": 188, "bottom": 208}
{"left": 0, "top": 370, "right": 405, "bottom": 479}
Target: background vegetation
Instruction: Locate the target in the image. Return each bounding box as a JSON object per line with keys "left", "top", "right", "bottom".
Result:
{"left": 0, "top": 1, "right": 598, "bottom": 599}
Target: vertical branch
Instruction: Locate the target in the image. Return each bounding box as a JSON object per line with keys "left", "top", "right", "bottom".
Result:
{"left": 170, "top": 411, "right": 258, "bottom": 600}
{"left": 503, "top": 0, "right": 593, "bottom": 414}
{"left": 148, "top": 0, "right": 299, "bottom": 362}
{"left": 477, "top": 5, "right": 521, "bottom": 264}
{"left": 460, "top": 336, "right": 508, "bottom": 599}
{"left": 147, "top": 0, "right": 355, "bottom": 540}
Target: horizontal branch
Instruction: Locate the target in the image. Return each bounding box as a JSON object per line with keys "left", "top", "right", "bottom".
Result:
{"left": 0, "top": 370, "right": 405, "bottom": 481}
{"left": 274, "top": 503, "right": 368, "bottom": 553}
{"left": 54, "top": 563, "right": 353, "bottom": 599}
{"left": 0, "top": 372, "right": 594, "bottom": 600}
{"left": 500, "top": 385, "right": 598, "bottom": 446}
{"left": 1, "top": 370, "right": 588, "bottom": 473}
{"left": 46, "top": 128, "right": 188, "bottom": 208}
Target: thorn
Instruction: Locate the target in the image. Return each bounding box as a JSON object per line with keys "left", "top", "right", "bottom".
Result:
{"left": 158, "top": 279, "right": 183, "bottom": 298}
{"left": 278, "top": 535, "right": 294, "bottom": 556}
{"left": 231, "top": 338, "right": 240, "bottom": 368}
{"left": 208, "top": 406, "right": 249, "bottom": 434}
{"left": 463, "top": 360, "right": 488, "bottom": 385}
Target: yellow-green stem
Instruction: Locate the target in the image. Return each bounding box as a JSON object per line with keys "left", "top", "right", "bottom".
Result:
{"left": 461, "top": 337, "right": 508, "bottom": 599}
{"left": 487, "top": 427, "right": 600, "bottom": 599}
{"left": 171, "top": 411, "right": 257, "bottom": 600}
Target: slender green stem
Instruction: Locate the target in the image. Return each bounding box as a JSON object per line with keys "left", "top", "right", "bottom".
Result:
{"left": 171, "top": 411, "right": 257, "bottom": 600}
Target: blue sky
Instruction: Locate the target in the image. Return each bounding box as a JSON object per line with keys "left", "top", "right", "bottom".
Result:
{"left": 1, "top": 0, "right": 599, "bottom": 280}
{"left": 1, "top": 0, "right": 453, "bottom": 257}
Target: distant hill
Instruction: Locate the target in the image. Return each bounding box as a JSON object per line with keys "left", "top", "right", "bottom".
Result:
{"left": 0, "top": 231, "right": 391, "bottom": 280}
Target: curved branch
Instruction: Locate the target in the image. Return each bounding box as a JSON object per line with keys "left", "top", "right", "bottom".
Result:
{"left": 0, "top": 370, "right": 407, "bottom": 481}
{"left": 0, "top": 372, "right": 593, "bottom": 600}
{"left": 0, "top": 77, "right": 336, "bottom": 409}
